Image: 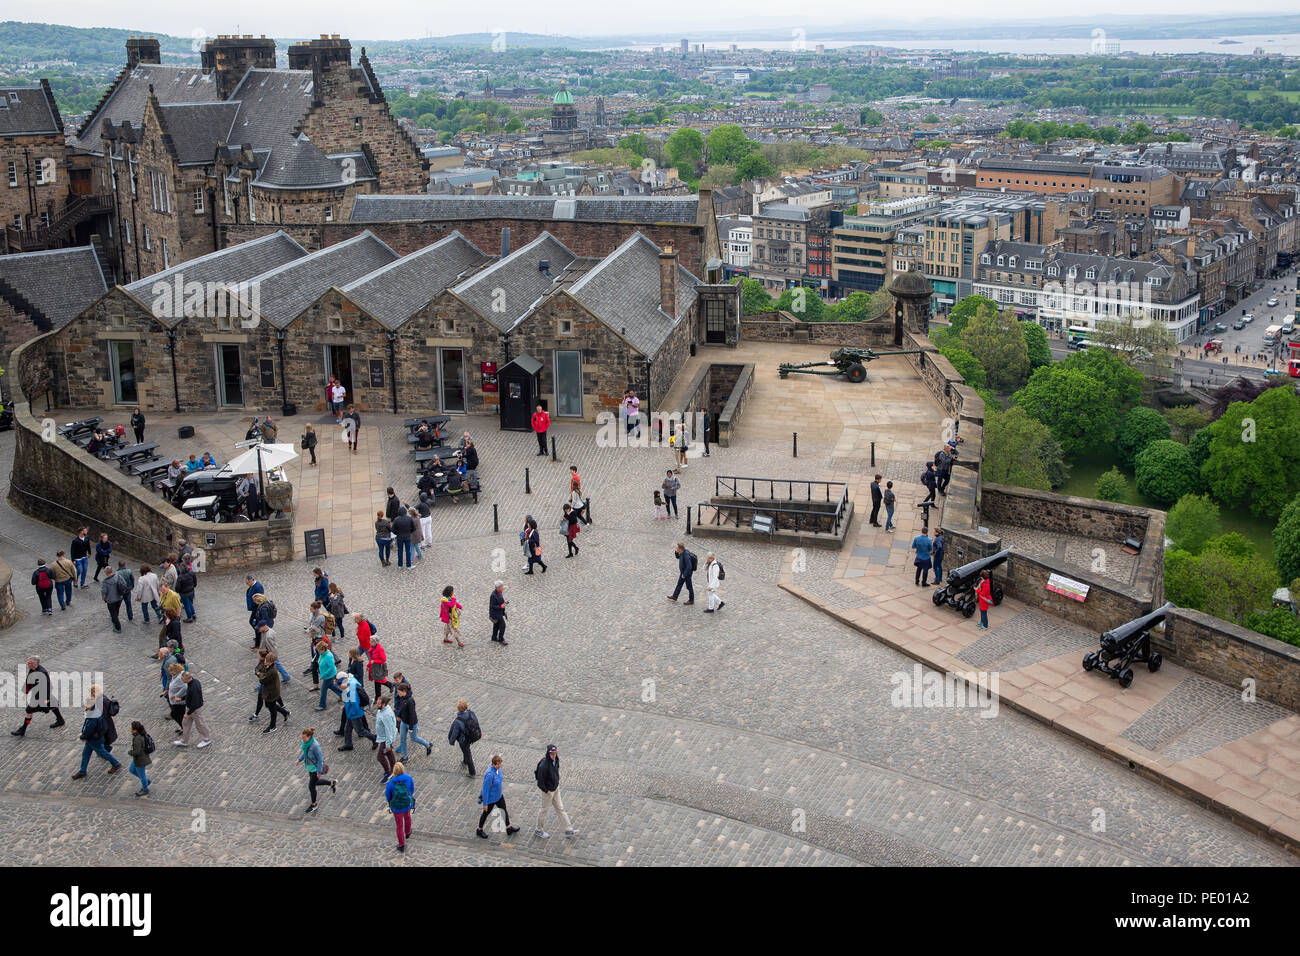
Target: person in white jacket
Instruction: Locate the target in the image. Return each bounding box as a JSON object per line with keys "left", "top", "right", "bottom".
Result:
{"left": 704, "top": 552, "right": 725, "bottom": 613}
{"left": 136, "top": 565, "right": 162, "bottom": 624}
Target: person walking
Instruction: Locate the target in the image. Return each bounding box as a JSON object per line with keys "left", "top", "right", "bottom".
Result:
{"left": 257, "top": 653, "right": 292, "bottom": 734}
{"left": 975, "top": 569, "right": 994, "bottom": 631}
{"left": 931, "top": 530, "right": 945, "bottom": 584}
{"left": 523, "top": 519, "right": 546, "bottom": 575}
{"left": 127, "top": 721, "right": 152, "bottom": 796}
{"left": 440, "top": 586, "right": 465, "bottom": 647}
{"left": 921, "top": 463, "right": 938, "bottom": 504}
{"left": 385, "top": 762, "right": 416, "bottom": 851}
{"left": 699, "top": 407, "right": 711, "bottom": 457}
{"left": 393, "top": 683, "right": 432, "bottom": 760}
{"left": 175, "top": 673, "right": 212, "bottom": 749}
{"left": 448, "top": 701, "right": 480, "bottom": 776}
{"left": 72, "top": 693, "right": 122, "bottom": 780}
{"left": 165, "top": 663, "right": 187, "bottom": 733}
{"left": 337, "top": 674, "right": 376, "bottom": 751}
{"left": 93, "top": 533, "right": 112, "bottom": 582}
{"left": 301, "top": 424, "right": 318, "bottom": 467}
{"left": 31, "top": 558, "right": 54, "bottom": 615}
{"left": 160, "top": 556, "right": 178, "bottom": 591}
{"left": 297, "top": 728, "right": 336, "bottom": 814}
{"left": 375, "top": 695, "right": 398, "bottom": 781}
{"left": 70, "top": 528, "right": 90, "bottom": 588}
{"left": 130, "top": 409, "right": 146, "bottom": 445}
{"left": 704, "top": 552, "right": 725, "bottom": 613}
{"left": 417, "top": 498, "right": 433, "bottom": 554}
{"left": 477, "top": 754, "right": 521, "bottom": 839}
{"left": 245, "top": 574, "right": 264, "bottom": 645}
{"left": 567, "top": 465, "right": 589, "bottom": 525}
{"left": 115, "top": 561, "right": 136, "bottom": 624}
{"left": 489, "top": 581, "right": 508, "bottom": 645}
{"left": 662, "top": 469, "right": 681, "bottom": 519}
{"left": 314, "top": 640, "right": 341, "bottom": 711}
{"left": 623, "top": 390, "right": 640, "bottom": 438}
{"left": 883, "top": 481, "right": 897, "bottom": 532}
{"left": 312, "top": 567, "right": 330, "bottom": 605}
{"left": 329, "top": 378, "right": 346, "bottom": 423}
{"left": 51, "top": 550, "right": 76, "bottom": 611}
{"left": 409, "top": 508, "right": 425, "bottom": 561}
{"left": 344, "top": 404, "right": 361, "bottom": 455}
{"left": 935, "top": 448, "right": 953, "bottom": 496}
{"left": 531, "top": 404, "right": 550, "bottom": 456}
{"left": 563, "top": 504, "right": 581, "bottom": 558}
{"left": 391, "top": 508, "right": 416, "bottom": 568}
{"left": 869, "top": 475, "right": 883, "bottom": 527}
{"left": 374, "top": 511, "right": 393, "bottom": 567}
{"left": 100, "top": 564, "right": 127, "bottom": 632}
{"left": 157, "top": 643, "right": 182, "bottom": 698}
{"left": 384, "top": 487, "right": 403, "bottom": 523}
{"left": 158, "top": 585, "right": 182, "bottom": 631}
{"left": 667, "top": 542, "right": 695, "bottom": 605}
{"left": 911, "top": 530, "right": 933, "bottom": 587}
{"left": 367, "top": 638, "right": 391, "bottom": 706}
{"left": 327, "top": 584, "right": 349, "bottom": 643}
{"left": 138, "top": 564, "right": 161, "bottom": 624}
{"left": 533, "top": 744, "right": 578, "bottom": 838}
{"left": 257, "top": 620, "right": 292, "bottom": 685}
{"left": 176, "top": 560, "right": 197, "bottom": 623}
{"left": 11, "top": 656, "right": 65, "bottom": 736}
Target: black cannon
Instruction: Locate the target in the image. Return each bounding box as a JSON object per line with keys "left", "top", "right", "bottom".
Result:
{"left": 931, "top": 548, "right": 1011, "bottom": 617}
{"left": 1083, "top": 602, "right": 1171, "bottom": 688}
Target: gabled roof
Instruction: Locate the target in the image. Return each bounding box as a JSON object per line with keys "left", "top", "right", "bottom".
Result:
{"left": 341, "top": 233, "right": 489, "bottom": 329}
{"left": 0, "top": 85, "right": 62, "bottom": 137}
{"left": 157, "top": 102, "right": 239, "bottom": 165}
{"left": 0, "top": 246, "right": 107, "bottom": 331}
{"left": 451, "top": 231, "right": 577, "bottom": 331}
{"left": 234, "top": 232, "right": 400, "bottom": 328}
{"left": 350, "top": 194, "right": 702, "bottom": 225}
{"left": 565, "top": 232, "right": 697, "bottom": 359}
{"left": 74, "top": 65, "right": 219, "bottom": 154}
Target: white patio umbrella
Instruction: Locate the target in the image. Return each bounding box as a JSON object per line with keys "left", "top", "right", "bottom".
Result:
{"left": 225, "top": 442, "right": 299, "bottom": 475}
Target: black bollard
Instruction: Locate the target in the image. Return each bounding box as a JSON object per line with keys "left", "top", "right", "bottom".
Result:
{"left": 551, "top": 434, "right": 557, "bottom": 462}
{"left": 685, "top": 506, "right": 692, "bottom": 535}
{"left": 658, "top": 416, "right": 663, "bottom": 442}
{"left": 793, "top": 431, "right": 798, "bottom": 458}
{"left": 493, "top": 503, "right": 499, "bottom": 533}
{"left": 870, "top": 441, "right": 876, "bottom": 466}
{"left": 525, "top": 467, "right": 531, "bottom": 494}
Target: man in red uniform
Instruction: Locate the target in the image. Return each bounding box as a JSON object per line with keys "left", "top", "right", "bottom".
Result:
{"left": 531, "top": 405, "right": 550, "bottom": 456}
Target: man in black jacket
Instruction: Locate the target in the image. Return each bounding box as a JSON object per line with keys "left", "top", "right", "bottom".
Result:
{"left": 130, "top": 409, "right": 146, "bottom": 444}
{"left": 489, "top": 581, "right": 508, "bottom": 645}
{"left": 70, "top": 528, "right": 91, "bottom": 588}
{"left": 448, "top": 701, "right": 479, "bottom": 776}
{"left": 667, "top": 543, "right": 695, "bottom": 605}
{"left": 869, "top": 475, "right": 884, "bottom": 527}
{"left": 391, "top": 509, "right": 416, "bottom": 568}
{"left": 176, "top": 673, "right": 212, "bottom": 748}
{"left": 72, "top": 694, "right": 121, "bottom": 779}
{"left": 533, "top": 744, "right": 577, "bottom": 838}
{"left": 385, "top": 487, "right": 403, "bottom": 522}
{"left": 344, "top": 405, "right": 361, "bottom": 454}
{"left": 934, "top": 450, "right": 953, "bottom": 496}
{"left": 462, "top": 441, "right": 479, "bottom": 475}
{"left": 11, "top": 657, "right": 65, "bottom": 736}
{"left": 921, "top": 463, "right": 938, "bottom": 504}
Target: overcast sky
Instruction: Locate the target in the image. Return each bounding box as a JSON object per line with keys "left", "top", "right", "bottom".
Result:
{"left": 30, "top": 4, "right": 1300, "bottom": 42}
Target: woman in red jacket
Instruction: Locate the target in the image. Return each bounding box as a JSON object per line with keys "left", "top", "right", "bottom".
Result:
{"left": 367, "top": 637, "right": 390, "bottom": 702}
{"left": 974, "top": 570, "right": 993, "bottom": 631}
{"left": 354, "top": 613, "right": 374, "bottom": 657}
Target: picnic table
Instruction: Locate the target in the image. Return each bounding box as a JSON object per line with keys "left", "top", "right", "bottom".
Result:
{"left": 132, "top": 459, "right": 173, "bottom": 482}
{"left": 403, "top": 415, "right": 451, "bottom": 433}
{"left": 58, "top": 417, "right": 102, "bottom": 438}
{"left": 108, "top": 442, "right": 159, "bottom": 467}
{"left": 414, "top": 446, "right": 461, "bottom": 469}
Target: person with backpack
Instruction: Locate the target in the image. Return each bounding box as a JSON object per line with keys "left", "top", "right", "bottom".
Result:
{"left": 176, "top": 673, "right": 212, "bottom": 749}
{"left": 523, "top": 518, "right": 546, "bottom": 575}
{"left": 11, "top": 656, "right": 65, "bottom": 736}
{"left": 301, "top": 424, "right": 318, "bottom": 467}
{"left": 667, "top": 542, "right": 696, "bottom": 605}
{"left": 257, "top": 652, "right": 291, "bottom": 734}
{"left": 385, "top": 762, "right": 416, "bottom": 852}
{"left": 353, "top": 613, "right": 374, "bottom": 657}
{"left": 245, "top": 575, "right": 265, "bottom": 646}
{"left": 921, "top": 463, "right": 938, "bottom": 505}
{"left": 93, "top": 533, "right": 112, "bottom": 582}
{"left": 297, "top": 728, "right": 336, "bottom": 814}
{"left": 70, "top": 528, "right": 91, "bottom": 588}
{"left": 533, "top": 744, "right": 578, "bottom": 839}
{"left": 128, "top": 721, "right": 153, "bottom": 796}
{"left": 337, "top": 674, "right": 376, "bottom": 751}
{"left": 327, "top": 584, "right": 348, "bottom": 642}
{"left": 367, "top": 638, "right": 390, "bottom": 703}
{"left": 31, "top": 558, "right": 54, "bottom": 615}
{"left": 72, "top": 690, "right": 122, "bottom": 779}
{"left": 440, "top": 586, "right": 464, "bottom": 647}
{"left": 314, "top": 641, "right": 341, "bottom": 711}
{"left": 115, "top": 562, "right": 136, "bottom": 624}
{"left": 477, "top": 754, "right": 521, "bottom": 839}
{"left": 100, "top": 564, "right": 128, "bottom": 632}
{"left": 704, "top": 552, "right": 726, "bottom": 613}
{"left": 563, "top": 504, "right": 581, "bottom": 558}
{"left": 448, "top": 700, "right": 479, "bottom": 776}
{"left": 393, "top": 682, "right": 432, "bottom": 760}
{"left": 51, "top": 550, "right": 76, "bottom": 611}
{"left": 176, "top": 561, "right": 198, "bottom": 623}
{"left": 375, "top": 695, "right": 398, "bottom": 782}
{"left": 489, "top": 581, "right": 508, "bottom": 646}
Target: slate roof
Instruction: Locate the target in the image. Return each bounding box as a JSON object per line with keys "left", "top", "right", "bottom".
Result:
{"left": 0, "top": 246, "right": 107, "bottom": 331}
{"left": 157, "top": 102, "right": 239, "bottom": 165}
{"left": 234, "top": 232, "right": 400, "bottom": 328}
{"left": 341, "top": 232, "right": 489, "bottom": 329}
{"left": 0, "top": 85, "right": 62, "bottom": 136}
{"left": 350, "top": 194, "right": 701, "bottom": 225}
{"left": 123, "top": 231, "right": 309, "bottom": 322}
{"left": 978, "top": 239, "right": 1186, "bottom": 291}
{"left": 755, "top": 203, "right": 810, "bottom": 222}
{"left": 451, "top": 231, "right": 577, "bottom": 331}
{"left": 565, "top": 232, "right": 697, "bottom": 359}
{"left": 73, "top": 65, "right": 220, "bottom": 154}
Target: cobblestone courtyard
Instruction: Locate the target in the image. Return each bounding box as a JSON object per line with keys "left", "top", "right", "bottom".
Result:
{"left": 2, "top": 345, "right": 1295, "bottom": 866}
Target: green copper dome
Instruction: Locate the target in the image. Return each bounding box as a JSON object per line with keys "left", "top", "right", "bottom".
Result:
{"left": 553, "top": 85, "right": 574, "bottom": 105}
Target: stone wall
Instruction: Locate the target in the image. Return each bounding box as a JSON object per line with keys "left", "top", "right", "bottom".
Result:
{"left": 1158, "top": 608, "right": 1300, "bottom": 712}
{"left": 0, "top": 556, "right": 17, "bottom": 630}
{"left": 992, "top": 548, "right": 1153, "bottom": 634}
{"left": 676, "top": 362, "right": 753, "bottom": 448}
{"left": 7, "top": 334, "right": 295, "bottom": 570}
{"left": 740, "top": 311, "right": 897, "bottom": 346}
{"left": 982, "top": 485, "right": 1152, "bottom": 542}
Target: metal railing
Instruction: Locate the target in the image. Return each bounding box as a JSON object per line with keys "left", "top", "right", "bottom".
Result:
{"left": 704, "top": 475, "right": 850, "bottom": 537}
{"left": 693, "top": 499, "right": 846, "bottom": 536}
{"left": 715, "top": 475, "right": 849, "bottom": 506}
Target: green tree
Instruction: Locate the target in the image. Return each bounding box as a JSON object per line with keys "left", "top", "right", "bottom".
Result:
{"left": 1163, "top": 549, "right": 1206, "bottom": 609}
{"left": 1095, "top": 467, "right": 1130, "bottom": 502}
{"left": 948, "top": 294, "right": 995, "bottom": 337}
{"left": 1187, "top": 426, "right": 1213, "bottom": 469}
{"left": 960, "top": 302, "right": 1030, "bottom": 392}
{"left": 1164, "top": 404, "right": 1209, "bottom": 442}
{"left": 735, "top": 153, "right": 776, "bottom": 180}
{"left": 735, "top": 277, "right": 774, "bottom": 315}
{"left": 1272, "top": 492, "right": 1300, "bottom": 584}
{"left": 775, "top": 287, "right": 827, "bottom": 321}
{"left": 1134, "top": 439, "right": 1200, "bottom": 504}
{"left": 665, "top": 127, "right": 705, "bottom": 171}
{"left": 923, "top": 113, "right": 941, "bottom": 124}
{"left": 1200, "top": 385, "right": 1300, "bottom": 519}
{"left": 938, "top": 345, "right": 986, "bottom": 390}
{"left": 707, "top": 124, "right": 754, "bottom": 164}
{"left": 1115, "top": 407, "right": 1173, "bottom": 468}
{"left": 859, "top": 108, "right": 884, "bottom": 126}
{"left": 1195, "top": 535, "right": 1279, "bottom": 623}
{"left": 1014, "top": 366, "right": 1115, "bottom": 454}
{"left": 1165, "top": 493, "right": 1221, "bottom": 554}
{"left": 1021, "top": 321, "right": 1052, "bottom": 369}
{"left": 1243, "top": 607, "right": 1300, "bottom": 648}
{"left": 983, "top": 406, "right": 1054, "bottom": 490}
{"left": 1057, "top": 347, "right": 1143, "bottom": 413}
{"left": 1040, "top": 435, "right": 1070, "bottom": 489}
{"left": 833, "top": 290, "right": 889, "bottom": 322}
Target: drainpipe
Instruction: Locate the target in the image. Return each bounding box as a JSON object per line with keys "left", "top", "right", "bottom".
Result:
{"left": 208, "top": 180, "right": 219, "bottom": 252}
{"left": 166, "top": 327, "right": 180, "bottom": 412}
{"left": 276, "top": 330, "right": 289, "bottom": 415}
{"left": 387, "top": 332, "right": 398, "bottom": 414}
{"left": 643, "top": 359, "right": 652, "bottom": 416}
{"left": 500, "top": 332, "right": 510, "bottom": 366}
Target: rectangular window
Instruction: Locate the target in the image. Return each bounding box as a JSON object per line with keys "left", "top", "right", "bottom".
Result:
{"left": 193, "top": 187, "right": 204, "bottom": 214}
{"left": 324, "top": 206, "right": 333, "bottom": 222}
{"left": 7, "top": 161, "right": 16, "bottom": 187}
{"left": 441, "top": 317, "right": 455, "bottom": 334}
{"left": 143, "top": 226, "right": 151, "bottom": 251}
{"left": 328, "top": 314, "right": 343, "bottom": 332}
{"left": 40, "top": 210, "right": 50, "bottom": 227}
{"left": 162, "top": 238, "right": 169, "bottom": 269}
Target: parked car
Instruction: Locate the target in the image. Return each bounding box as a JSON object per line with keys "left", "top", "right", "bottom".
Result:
{"left": 1243, "top": 313, "right": 1255, "bottom": 323}
{"left": 1212, "top": 323, "right": 1228, "bottom": 333}
{"left": 1232, "top": 320, "right": 1246, "bottom": 330}
{"left": 1267, "top": 297, "right": 1279, "bottom": 307}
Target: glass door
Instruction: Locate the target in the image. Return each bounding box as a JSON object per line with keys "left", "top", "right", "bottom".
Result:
{"left": 216, "top": 343, "right": 244, "bottom": 406}
{"left": 438, "top": 348, "right": 465, "bottom": 413}
{"left": 110, "top": 340, "right": 137, "bottom": 405}
{"left": 554, "top": 349, "right": 583, "bottom": 417}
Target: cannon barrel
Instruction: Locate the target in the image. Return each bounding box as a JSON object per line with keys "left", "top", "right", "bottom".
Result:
{"left": 1100, "top": 602, "right": 1174, "bottom": 644}
{"left": 946, "top": 547, "right": 1014, "bottom": 584}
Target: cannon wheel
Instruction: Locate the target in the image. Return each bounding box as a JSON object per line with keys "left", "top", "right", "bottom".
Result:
{"left": 1082, "top": 652, "right": 1097, "bottom": 671}
{"left": 931, "top": 589, "right": 946, "bottom": 606}
{"left": 845, "top": 363, "right": 867, "bottom": 384}
{"left": 991, "top": 584, "right": 1004, "bottom": 606}
{"left": 1148, "top": 653, "right": 1162, "bottom": 673}
{"left": 1118, "top": 668, "right": 1135, "bottom": 689}
{"left": 960, "top": 598, "right": 976, "bottom": 619}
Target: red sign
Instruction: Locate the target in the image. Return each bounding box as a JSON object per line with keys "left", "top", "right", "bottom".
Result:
{"left": 480, "top": 361, "right": 498, "bottom": 392}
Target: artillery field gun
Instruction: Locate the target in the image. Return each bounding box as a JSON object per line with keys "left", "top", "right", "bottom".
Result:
{"left": 778, "top": 346, "right": 924, "bottom": 383}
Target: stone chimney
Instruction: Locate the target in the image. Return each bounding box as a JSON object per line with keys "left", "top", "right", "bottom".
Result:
{"left": 659, "top": 244, "right": 679, "bottom": 315}
{"left": 126, "top": 36, "right": 161, "bottom": 68}
{"left": 500, "top": 226, "right": 510, "bottom": 258}
{"left": 287, "top": 36, "right": 353, "bottom": 72}
{"left": 201, "top": 35, "right": 278, "bottom": 100}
